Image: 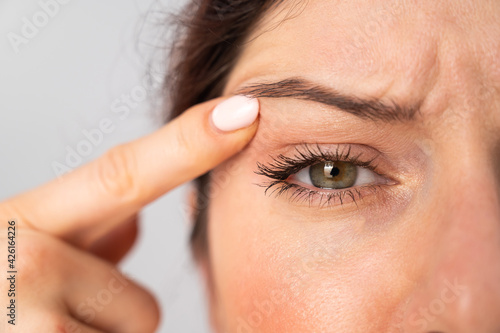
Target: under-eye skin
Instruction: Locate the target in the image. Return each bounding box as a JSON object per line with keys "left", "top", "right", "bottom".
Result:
{"left": 254, "top": 143, "right": 394, "bottom": 208}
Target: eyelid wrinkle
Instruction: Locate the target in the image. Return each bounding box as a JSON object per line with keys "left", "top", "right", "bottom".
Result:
{"left": 255, "top": 143, "right": 380, "bottom": 182}
{"left": 254, "top": 143, "right": 389, "bottom": 208}
{"left": 235, "top": 77, "right": 422, "bottom": 123}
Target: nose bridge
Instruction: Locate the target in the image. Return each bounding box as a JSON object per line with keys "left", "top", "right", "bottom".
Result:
{"left": 403, "top": 137, "right": 500, "bottom": 332}
{"left": 449, "top": 144, "right": 500, "bottom": 243}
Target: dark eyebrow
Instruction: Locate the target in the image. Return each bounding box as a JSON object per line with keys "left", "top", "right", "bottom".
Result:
{"left": 235, "top": 77, "right": 421, "bottom": 122}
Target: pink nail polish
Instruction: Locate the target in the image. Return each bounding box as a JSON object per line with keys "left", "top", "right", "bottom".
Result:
{"left": 211, "top": 95, "right": 260, "bottom": 132}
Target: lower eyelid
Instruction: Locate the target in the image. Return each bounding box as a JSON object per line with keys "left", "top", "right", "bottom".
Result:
{"left": 261, "top": 181, "right": 387, "bottom": 209}
{"left": 278, "top": 168, "right": 395, "bottom": 209}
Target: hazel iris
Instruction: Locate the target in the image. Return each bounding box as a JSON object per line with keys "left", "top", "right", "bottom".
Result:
{"left": 309, "top": 161, "right": 357, "bottom": 189}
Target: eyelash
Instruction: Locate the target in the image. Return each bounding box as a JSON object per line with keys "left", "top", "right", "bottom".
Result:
{"left": 254, "top": 143, "right": 387, "bottom": 208}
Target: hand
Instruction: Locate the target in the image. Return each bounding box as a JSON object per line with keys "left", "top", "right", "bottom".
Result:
{"left": 0, "top": 96, "right": 260, "bottom": 333}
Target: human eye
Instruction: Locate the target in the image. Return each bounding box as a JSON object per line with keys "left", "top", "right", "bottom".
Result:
{"left": 254, "top": 143, "right": 395, "bottom": 208}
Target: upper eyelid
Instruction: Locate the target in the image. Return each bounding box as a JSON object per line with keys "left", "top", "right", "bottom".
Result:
{"left": 255, "top": 143, "right": 382, "bottom": 180}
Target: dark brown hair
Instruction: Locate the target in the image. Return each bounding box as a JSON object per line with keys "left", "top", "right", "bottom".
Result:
{"left": 164, "top": 0, "right": 283, "bottom": 260}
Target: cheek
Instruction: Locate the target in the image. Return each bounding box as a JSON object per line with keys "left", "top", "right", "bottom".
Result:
{"left": 207, "top": 162, "right": 419, "bottom": 332}
{"left": 208, "top": 167, "right": 303, "bottom": 331}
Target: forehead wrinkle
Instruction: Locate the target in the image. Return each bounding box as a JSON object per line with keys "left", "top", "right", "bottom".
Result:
{"left": 227, "top": 1, "right": 440, "bottom": 104}
{"left": 226, "top": 0, "right": 500, "bottom": 126}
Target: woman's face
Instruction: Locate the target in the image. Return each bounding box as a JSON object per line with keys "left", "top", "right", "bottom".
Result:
{"left": 205, "top": 0, "right": 500, "bottom": 331}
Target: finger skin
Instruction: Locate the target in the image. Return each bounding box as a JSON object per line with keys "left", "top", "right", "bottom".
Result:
{"left": 5, "top": 315, "right": 106, "bottom": 333}
{"left": 87, "top": 215, "right": 139, "bottom": 264}
{"left": 3, "top": 97, "right": 259, "bottom": 247}
{"left": 9, "top": 230, "right": 159, "bottom": 333}
{"left": 62, "top": 319, "right": 106, "bottom": 333}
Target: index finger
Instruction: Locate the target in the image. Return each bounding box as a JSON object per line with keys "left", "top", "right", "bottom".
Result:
{"left": 3, "top": 96, "right": 259, "bottom": 247}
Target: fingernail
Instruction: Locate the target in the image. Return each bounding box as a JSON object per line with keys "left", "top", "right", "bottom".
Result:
{"left": 211, "top": 95, "right": 259, "bottom": 132}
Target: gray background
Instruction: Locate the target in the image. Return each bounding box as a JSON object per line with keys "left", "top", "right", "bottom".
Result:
{"left": 0, "top": 0, "right": 211, "bottom": 332}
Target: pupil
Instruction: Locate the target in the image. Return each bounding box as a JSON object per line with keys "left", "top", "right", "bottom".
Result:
{"left": 329, "top": 167, "right": 340, "bottom": 178}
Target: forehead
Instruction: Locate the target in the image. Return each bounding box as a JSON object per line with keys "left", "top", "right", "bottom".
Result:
{"left": 225, "top": 0, "right": 500, "bottom": 117}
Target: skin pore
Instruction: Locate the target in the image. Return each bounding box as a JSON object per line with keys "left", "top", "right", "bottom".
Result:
{"left": 204, "top": 0, "right": 500, "bottom": 332}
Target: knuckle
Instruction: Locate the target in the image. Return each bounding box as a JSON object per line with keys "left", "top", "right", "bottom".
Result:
{"left": 0, "top": 201, "right": 31, "bottom": 229}
{"left": 16, "top": 233, "right": 56, "bottom": 280}
{"left": 142, "top": 292, "right": 161, "bottom": 332}
{"left": 172, "top": 119, "right": 194, "bottom": 155}
{"left": 44, "top": 314, "right": 75, "bottom": 333}
{"left": 95, "top": 144, "right": 139, "bottom": 202}
{"left": 126, "top": 284, "right": 160, "bottom": 333}
{"left": 14, "top": 232, "right": 70, "bottom": 290}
